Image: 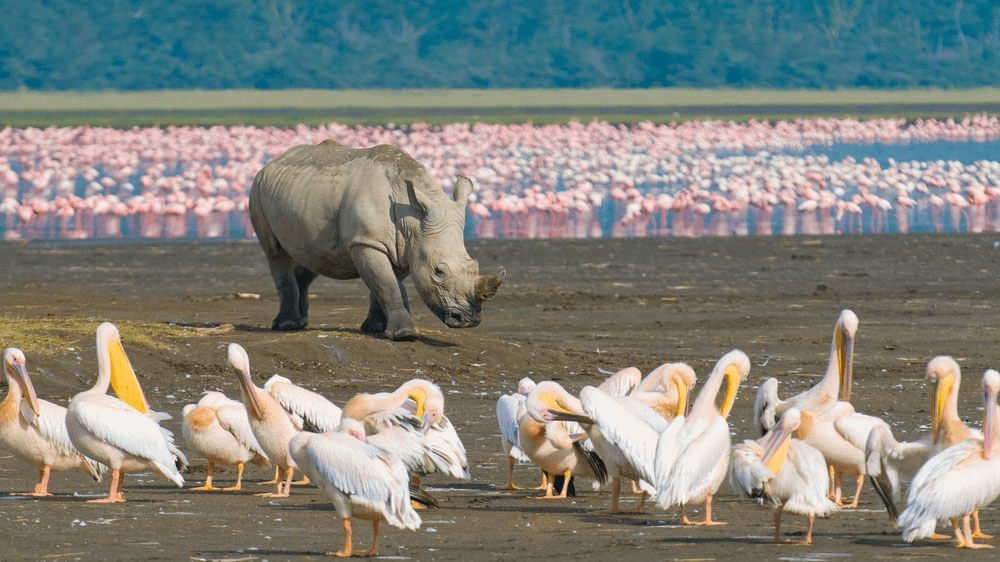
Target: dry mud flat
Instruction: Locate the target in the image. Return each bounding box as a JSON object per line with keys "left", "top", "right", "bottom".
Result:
{"left": 1, "top": 234, "right": 1000, "bottom": 560}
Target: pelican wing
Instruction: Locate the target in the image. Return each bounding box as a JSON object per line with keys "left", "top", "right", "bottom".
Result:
{"left": 364, "top": 408, "right": 422, "bottom": 433}
{"left": 496, "top": 394, "right": 525, "bottom": 454}
{"left": 298, "top": 432, "right": 421, "bottom": 530}
{"left": 598, "top": 367, "right": 641, "bottom": 397}
{"left": 752, "top": 378, "right": 780, "bottom": 435}
{"left": 832, "top": 409, "right": 890, "bottom": 452}
{"left": 30, "top": 400, "right": 77, "bottom": 457}
{"left": 216, "top": 403, "right": 269, "bottom": 461}
{"left": 655, "top": 415, "right": 730, "bottom": 508}
{"left": 728, "top": 440, "right": 773, "bottom": 502}
{"left": 425, "top": 416, "right": 470, "bottom": 480}
{"left": 785, "top": 441, "right": 838, "bottom": 516}
{"left": 267, "top": 381, "right": 342, "bottom": 433}
{"left": 72, "top": 396, "right": 184, "bottom": 486}
{"left": 580, "top": 387, "right": 663, "bottom": 484}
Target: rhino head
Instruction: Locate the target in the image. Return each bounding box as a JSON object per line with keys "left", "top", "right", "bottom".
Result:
{"left": 405, "top": 176, "right": 503, "bottom": 328}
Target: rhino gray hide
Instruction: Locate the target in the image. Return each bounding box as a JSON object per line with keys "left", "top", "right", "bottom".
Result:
{"left": 249, "top": 141, "right": 502, "bottom": 340}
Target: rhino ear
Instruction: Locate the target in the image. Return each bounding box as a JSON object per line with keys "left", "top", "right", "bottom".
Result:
{"left": 453, "top": 176, "right": 474, "bottom": 210}
{"left": 406, "top": 180, "right": 431, "bottom": 217}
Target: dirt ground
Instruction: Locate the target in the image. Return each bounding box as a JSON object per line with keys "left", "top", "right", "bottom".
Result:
{"left": 2, "top": 234, "right": 1000, "bottom": 561}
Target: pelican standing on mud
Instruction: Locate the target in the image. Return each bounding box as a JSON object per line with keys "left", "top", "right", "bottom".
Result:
{"left": 182, "top": 391, "right": 269, "bottom": 491}
{"left": 496, "top": 377, "right": 545, "bottom": 490}
{"left": 65, "top": 323, "right": 187, "bottom": 503}
{"left": 0, "top": 348, "right": 104, "bottom": 496}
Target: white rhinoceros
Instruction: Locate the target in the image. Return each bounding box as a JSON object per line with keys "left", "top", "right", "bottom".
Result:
{"left": 249, "top": 140, "right": 502, "bottom": 340}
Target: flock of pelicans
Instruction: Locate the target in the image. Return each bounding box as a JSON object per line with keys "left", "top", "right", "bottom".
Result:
{"left": 2, "top": 312, "right": 1000, "bottom": 555}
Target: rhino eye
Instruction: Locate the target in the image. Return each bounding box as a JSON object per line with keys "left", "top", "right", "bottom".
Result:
{"left": 432, "top": 265, "right": 447, "bottom": 281}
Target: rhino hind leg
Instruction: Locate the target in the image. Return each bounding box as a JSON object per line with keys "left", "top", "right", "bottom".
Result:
{"left": 293, "top": 265, "right": 319, "bottom": 322}
{"left": 265, "top": 251, "right": 308, "bottom": 331}
{"left": 352, "top": 247, "right": 416, "bottom": 341}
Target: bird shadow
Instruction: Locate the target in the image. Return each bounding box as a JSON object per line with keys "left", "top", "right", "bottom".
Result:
{"left": 193, "top": 548, "right": 322, "bottom": 558}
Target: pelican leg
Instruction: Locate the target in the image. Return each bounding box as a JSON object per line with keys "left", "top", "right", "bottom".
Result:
{"left": 973, "top": 510, "right": 993, "bottom": 539}
{"left": 952, "top": 517, "right": 967, "bottom": 547}
{"left": 630, "top": 480, "right": 643, "bottom": 495}
{"left": 841, "top": 474, "right": 864, "bottom": 508}
{"left": 635, "top": 491, "right": 648, "bottom": 513}
{"left": 191, "top": 462, "right": 221, "bottom": 491}
{"left": 502, "top": 457, "right": 522, "bottom": 490}
{"left": 800, "top": 514, "right": 815, "bottom": 545}
{"left": 358, "top": 519, "right": 381, "bottom": 557}
{"left": 260, "top": 466, "right": 280, "bottom": 485}
{"left": 833, "top": 472, "right": 845, "bottom": 506}
{"left": 292, "top": 474, "right": 310, "bottom": 486}
{"left": 88, "top": 468, "right": 125, "bottom": 503}
{"left": 960, "top": 514, "right": 994, "bottom": 549}
{"left": 15, "top": 465, "right": 54, "bottom": 497}
{"left": 256, "top": 466, "right": 288, "bottom": 497}
{"left": 282, "top": 466, "right": 295, "bottom": 496}
{"left": 223, "top": 463, "right": 245, "bottom": 491}
{"left": 535, "top": 472, "right": 557, "bottom": 499}
{"left": 689, "top": 494, "right": 726, "bottom": 526}
{"left": 534, "top": 469, "right": 549, "bottom": 490}
{"left": 827, "top": 465, "right": 836, "bottom": 500}
{"left": 556, "top": 470, "right": 572, "bottom": 498}
{"left": 772, "top": 508, "right": 783, "bottom": 544}
{"left": 326, "top": 517, "right": 353, "bottom": 557}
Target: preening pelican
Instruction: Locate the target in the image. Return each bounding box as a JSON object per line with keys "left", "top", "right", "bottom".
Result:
{"left": 289, "top": 419, "right": 431, "bottom": 558}
{"left": 264, "top": 374, "right": 342, "bottom": 433}
{"left": 65, "top": 323, "right": 187, "bottom": 503}
{"left": 227, "top": 343, "right": 299, "bottom": 497}
{"left": 496, "top": 377, "right": 545, "bottom": 490}
{"left": 1, "top": 348, "right": 104, "bottom": 496}
{"left": 867, "top": 356, "right": 987, "bottom": 537}
{"left": 655, "top": 350, "right": 751, "bottom": 525}
{"left": 898, "top": 369, "right": 1000, "bottom": 549}
{"left": 730, "top": 408, "right": 838, "bottom": 544}
{"left": 549, "top": 368, "right": 693, "bottom": 512}
{"left": 182, "top": 391, "right": 269, "bottom": 491}
{"left": 630, "top": 362, "right": 697, "bottom": 421}
{"left": 598, "top": 367, "right": 642, "bottom": 397}
{"left": 343, "top": 379, "right": 470, "bottom": 481}
{"left": 521, "top": 381, "right": 608, "bottom": 499}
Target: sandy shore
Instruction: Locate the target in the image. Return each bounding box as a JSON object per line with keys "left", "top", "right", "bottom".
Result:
{"left": 1, "top": 234, "right": 999, "bottom": 560}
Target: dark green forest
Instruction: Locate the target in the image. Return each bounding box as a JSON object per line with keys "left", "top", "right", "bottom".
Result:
{"left": 2, "top": 0, "right": 999, "bottom": 91}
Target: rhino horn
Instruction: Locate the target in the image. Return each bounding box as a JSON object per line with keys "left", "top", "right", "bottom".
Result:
{"left": 453, "top": 176, "right": 474, "bottom": 210}
{"left": 476, "top": 274, "right": 503, "bottom": 300}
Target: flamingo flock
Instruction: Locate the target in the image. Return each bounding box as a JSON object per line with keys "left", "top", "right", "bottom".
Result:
{"left": 0, "top": 115, "right": 997, "bottom": 241}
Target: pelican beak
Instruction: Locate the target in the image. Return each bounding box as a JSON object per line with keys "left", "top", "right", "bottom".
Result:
{"left": 984, "top": 389, "right": 997, "bottom": 460}
{"left": 674, "top": 378, "right": 689, "bottom": 418}
{"left": 541, "top": 393, "right": 580, "bottom": 422}
{"left": 931, "top": 374, "right": 953, "bottom": 446}
{"left": 107, "top": 338, "right": 149, "bottom": 414}
{"left": 837, "top": 326, "right": 855, "bottom": 402}
{"left": 761, "top": 425, "right": 793, "bottom": 474}
{"left": 407, "top": 389, "right": 427, "bottom": 421}
{"left": 237, "top": 367, "right": 263, "bottom": 420}
{"left": 13, "top": 362, "right": 41, "bottom": 417}
{"left": 719, "top": 364, "right": 742, "bottom": 418}
{"left": 420, "top": 411, "right": 433, "bottom": 433}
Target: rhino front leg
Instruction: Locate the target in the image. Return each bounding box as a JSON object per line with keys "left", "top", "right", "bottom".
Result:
{"left": 361, "top": 292, "right": 387, "bottom": 335}
{"left": 265, "top": 251, "right": 308, "bottom": 331}
{"left": 352, "top": 247, "right": 416, "bottom": 341}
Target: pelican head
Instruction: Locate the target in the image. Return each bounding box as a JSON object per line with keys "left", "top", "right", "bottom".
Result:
{"left": 835, "top": 309, "right": 858, "bottom": 402}
{"left": 670, "top": 363, "right": 697, "bottom": 417}
{"left": 982, "top": 369, "right": 1000, "bottom": 460}
{"left": 926, "top": 356, "right": 960, "bottom": 445}
{"left": 227, "top": 343, "right": 263, "bottom": 420}
{"left": 526, "top": 381, "right": 585, "bottom": 423}
{"left": 3, "top": 347, "right": 40, "bottom": 417}
{"left": 397, "top": 379, "right": 444, "bottom": 428}
{"left": 517, "top": 377, "right": 536, "bottom": 396}
{"left": 96, "top": 322, "right": 149, "bottom": 413}
{"left": 716, "top": 350, "right": 751, "bottom": 418}
{"left": 762, "top": 407, "right": 801, "bottom": 474}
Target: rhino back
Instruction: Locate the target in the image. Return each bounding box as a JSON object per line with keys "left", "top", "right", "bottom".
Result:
{"left": 251, "top": 141, "right": 423, "bottom": 279}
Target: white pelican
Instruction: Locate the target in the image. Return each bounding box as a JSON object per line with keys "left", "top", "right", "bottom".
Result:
{"left": 549, "top": 369, "right": 692, "bottom": 512}
{"left": 66, "top": 322, "right": 187, "bottom": 503}
{"left": 866, "top": 356, "right": 987, "bottom": 537}
{"left": 227, "top": 343, "right": 299, "bottom": 497}
{"left": 630, "top": 362, "right": 697, "bottom": 420}
{"left": 288, "top": 419, "right": 431, "bottom": 557}
{"left": 182, "top": 391, "right": 269, "bottom": 491}
{"left": 343, "top": 378, "right": 469, "bottom": 481}
{"left": 598, "top": 367, "right": 642, "bottom": 397}
{"left": 521, "top": 381, "right": 608, "bottom": 499}
{"left": 898, "top": 369, "right": 1000, "bottom": 549}
{"left": 730, "top": 408, "right": 838, "bottom": 544}
{"left": 264, "top": 374, "right": 342, "bottom": 432}
{"left": 654, "top": 349, "right": 751, "bottom": 525}
{"left": 753, "top": 309, "right": 885, "bottom": 507}
{"left": 496, "top": 377, "right": 546, "bottom": 490}
{"left": 0, "top": 348, "right": 104, "bottom": 496}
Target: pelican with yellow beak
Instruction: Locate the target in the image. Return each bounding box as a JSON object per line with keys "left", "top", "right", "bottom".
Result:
{"left": 65, "top": 323, "right": 187, "bottom": 503}
{"left": 730, "top": 408, "right": 838, "bottom": 544}
{"left": 1, "top": 348, "right": 104, "bottom": 496}
{"left": 227, "top": 343, "right": 299, "bottom": 497}
{"left": 548, "top": 365, "right": 694, "bottom": 512}
{"left": 630, "top": 362, "right": 698, "bottom": 421}
{"left": 654, "top": 349, "right": 751, "bottom": 525}
{"left": 899, "top": 369, "right": 1000, "bottom": 549}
